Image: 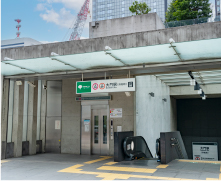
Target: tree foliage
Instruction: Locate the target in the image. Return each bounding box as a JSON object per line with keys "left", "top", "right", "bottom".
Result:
{"left": 166, "top": 0, "right": 212, "bottom": 22}
{"left": 166, "top": 0, "right": 177, "bottom": 22}
{"left": 129, "top": 1, "right": 151, "bottom": 15}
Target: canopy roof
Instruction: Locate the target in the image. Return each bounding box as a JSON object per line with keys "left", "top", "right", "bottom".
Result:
{"left": 155, "top": 70, "right": 221, "bottom": 86}
{"left": 2, "top": 38, "right": 221, "bottom": 78}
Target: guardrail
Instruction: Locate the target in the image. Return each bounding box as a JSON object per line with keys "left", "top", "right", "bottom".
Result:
{"left": 164, "top": 16, "right": 221, "bottom": 28}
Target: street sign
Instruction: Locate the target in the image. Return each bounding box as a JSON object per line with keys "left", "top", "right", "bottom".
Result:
{"left": 76, "top": 78, "right": 135, "bottom": 94}
{"left": 192, "top": 142, "right": 218, "bottom": 161}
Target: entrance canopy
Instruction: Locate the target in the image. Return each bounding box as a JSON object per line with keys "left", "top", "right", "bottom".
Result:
{"left": 156, "top": 70, "right": 221, "bottom": 86}
{"left": 2, "top": 38, "right": 221, "bottom": 79}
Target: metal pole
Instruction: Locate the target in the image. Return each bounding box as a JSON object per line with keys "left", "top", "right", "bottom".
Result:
{"left": 82, "top": 73, "right": 83, "bottom": 81}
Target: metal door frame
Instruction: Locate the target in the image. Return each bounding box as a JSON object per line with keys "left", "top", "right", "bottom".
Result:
{"left": 91, "top": 105, "right": 109, "bottom": 155}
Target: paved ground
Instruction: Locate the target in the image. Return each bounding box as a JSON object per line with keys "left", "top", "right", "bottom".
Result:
{"left": 1, "top": 153, "right": 221, "bottom": 180}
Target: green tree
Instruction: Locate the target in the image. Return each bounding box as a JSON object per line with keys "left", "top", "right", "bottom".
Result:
{"left": 167, "top": 0, "right": 212, "bottom": 21}
{"left": 129, "top": 1, "right": 151, "bottom": 15}
{"left": 166, "top": 0, "right": 177, "bottom": 22}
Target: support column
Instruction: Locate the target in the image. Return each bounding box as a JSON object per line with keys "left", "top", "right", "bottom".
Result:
{"left": 12, "top": 81, "right": 24, "bottom": 157}
{"left": 27, "top": 80, "right": 38, "bottom": 155}
{"left": 40, "top": 80, "right": 47, "bottom": 152}
{"left": 1, "top": 79, "right": 9, "bottom": 159}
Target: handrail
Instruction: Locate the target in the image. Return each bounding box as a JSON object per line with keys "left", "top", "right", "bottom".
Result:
{"left": 171, "top": 138, "right": 184, "bottom": 159}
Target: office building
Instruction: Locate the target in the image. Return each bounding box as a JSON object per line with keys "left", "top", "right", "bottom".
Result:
{"left": 92, "top": 0, "right": 172, "bottom": 21}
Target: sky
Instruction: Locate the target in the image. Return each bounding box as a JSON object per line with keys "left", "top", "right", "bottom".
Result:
{"left": 1, "top": 0, "right": 92, "bottom": 43}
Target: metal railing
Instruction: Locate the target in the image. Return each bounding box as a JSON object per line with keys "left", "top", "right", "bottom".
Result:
{"left": 171, "top": 138, "right": 184, "bottom": 159}
{"left": 164, "top": 16, "right": 221, "bottom": 28}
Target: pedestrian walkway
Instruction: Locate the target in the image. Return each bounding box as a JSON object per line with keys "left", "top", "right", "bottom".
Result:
{"left": 1, "top": 153, "right": 221, "bottom": 180}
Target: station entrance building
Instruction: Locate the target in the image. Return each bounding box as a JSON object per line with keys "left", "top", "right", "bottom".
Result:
{"left": 1, "top": 14, "right": 221, "bottom": 161}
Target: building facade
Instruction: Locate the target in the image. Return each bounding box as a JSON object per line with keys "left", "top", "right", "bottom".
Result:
{"left": 92, "top": 0, "right": 220, "bottom": 22}
{"left": 92, "top": 0, "right": 172, "bottom": 21}
{"left": 215, "top": 0, "right": 220, "bottom": 16}
{"left": 1, "top": 37, "right": 41, "bottom": 49}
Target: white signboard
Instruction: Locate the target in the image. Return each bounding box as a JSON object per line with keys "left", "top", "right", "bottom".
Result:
{"left": 192, "top": 142, "right": 218, "bottom": 161}
{"left": 76, "top": 78, "right": 135, "bottom": 94}
{"left": 84, "top": 120, "right": 90, "bottom": 132}
{"left": 110, "top": 108, "right": 122, "bottom": 118}
{"left": 117, "top": 126, "right": 122, "bottom": 132}
{"left": 55, "top": 120, "right": 61, "bottom": 129}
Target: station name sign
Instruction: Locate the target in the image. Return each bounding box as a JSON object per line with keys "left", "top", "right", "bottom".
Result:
{"left": 76, "top": 78, "right": 135, "bottom": 94}
{"left": 192, "top": 142, "right": 218, "bottom": 161}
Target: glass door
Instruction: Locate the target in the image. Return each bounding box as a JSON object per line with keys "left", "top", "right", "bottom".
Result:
{"left": 92, "top": 109, "right": 109, "bottom": 155}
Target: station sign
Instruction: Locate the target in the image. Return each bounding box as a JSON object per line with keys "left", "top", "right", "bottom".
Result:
{"left": 76, "top": 78, "right": 135, "bottom": 94}
{"left": 192, "top": 142, "right": 218, "bottom": 161}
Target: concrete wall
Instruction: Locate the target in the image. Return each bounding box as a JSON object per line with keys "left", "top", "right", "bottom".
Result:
{"left": 2, "top": 22, "right": 221, "bottom": 60}
{"left": 40, "top": 80, "right": 47, "bottom": 152}
{"left": 12, "top": 82, "right": 24, "bottom": 157}
{"left": 136, "top": 75, "right": 176, "bottom": 156}
{"left": 61, "top": 79, "right": 81, "bottom": 154}
{"left": 89, "top": 13, "right": 165, "bottom": 38}
{"left": 1, "top": 79, "right": 9, "bottom": 159}
{"left": 109, "top": 92, "right": 134, "bottom": 155}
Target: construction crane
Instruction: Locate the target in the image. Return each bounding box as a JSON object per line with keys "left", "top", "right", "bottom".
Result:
{"left": 69, "top": 0, "right": 90, "bottom": 41}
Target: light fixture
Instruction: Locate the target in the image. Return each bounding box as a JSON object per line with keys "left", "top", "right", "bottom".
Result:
{"left": 190, "top": 79, "right": 196, "bottom": 86}
{"left": 194, "top": 83, "right": 200, "bottom": 90}
{"left": 162, "top": 98, "right": 167, "bottom": 102}
{"left": 200, "top": 91, "right": 205, "bottom": 97}
{"left": 198, "top": 89, "right": 202, "bottom": 94}
{"left": 149, "top": 92, "right": 154, "bottom": 97}
{"left": 4, "top": 57, "right": 14, "bottom": 61}
{"left": 16, "top": 81, "right": 22, "bottom": 85}
{"left": 169, "top": 38, "right": 175, "bottom": 43}
{"left": 105, "top": 46, "right": 112, "bottom": 51}
{"left": 51, "top": 52, "right": 59, "bottom": 56}
{"left": 125, "top": 92, "right": 131, "bottom": 97}
{"left": 27, "top": 81, "right": 36, "bottom": 88}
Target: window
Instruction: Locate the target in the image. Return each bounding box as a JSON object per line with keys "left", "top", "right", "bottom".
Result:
{"left": 98, "top": 4, "right": 105, "bottom": 8}
{"left": 107, "top": 3, "right": 112, "bottom": 7}
{"left": 218, "top": 7, "right": 220, "bottom": 11}
{"left": 154, "top": 8, "right": 156, "bottom": 12}
{"left": 122, "top": 14, "right": 125, "bottom": 17}
{"left": 122, "top": 7, "right": 125, "bottom": 11}
{"left": 217, "top": 1, "right": 220, "bottom": 5}
{"left": 122, "top": 1, "right": 125, "bottom": 4}
{"left": 98, "top": 11, "right": 105, "bottom": 15}
{"left": 154, "top": 2, "right": 156, "bottom": 6}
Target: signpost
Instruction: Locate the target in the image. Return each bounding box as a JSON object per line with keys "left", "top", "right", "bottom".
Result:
{"left": 192, "top": 142, "right": 218, "bottom": 161}
{"left": 76, "top": 78, "right": 135, "bottom": 94}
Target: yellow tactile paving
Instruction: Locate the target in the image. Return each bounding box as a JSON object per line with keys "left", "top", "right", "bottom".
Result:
{"left": 220, "top": 165, "right": 221, "bottom": 172}
{"left": 58, "top": 164, "right": 201, "bottom": 180}
{"left": 104, "top": 162, "right": 117, "bottom": 165}
{"left": 206, "top": 178, "right": 219, "bottom": 180}
{"left": 156, "top": 164, "right": 169, "bottom": 168}
{"left": 1, "top": 160, "right": 10, "bottom": 164}
{"left": 84, "top": 156, "right": 112, "bottom": 164}
{"left": 97, "top": 165, "right": 157, "bottom": 173}
{"left": 219, "top": 173, "right": 221, "bottom": 180}
{"left": 178, "top": 159, "right": 221, "bottom": 164}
